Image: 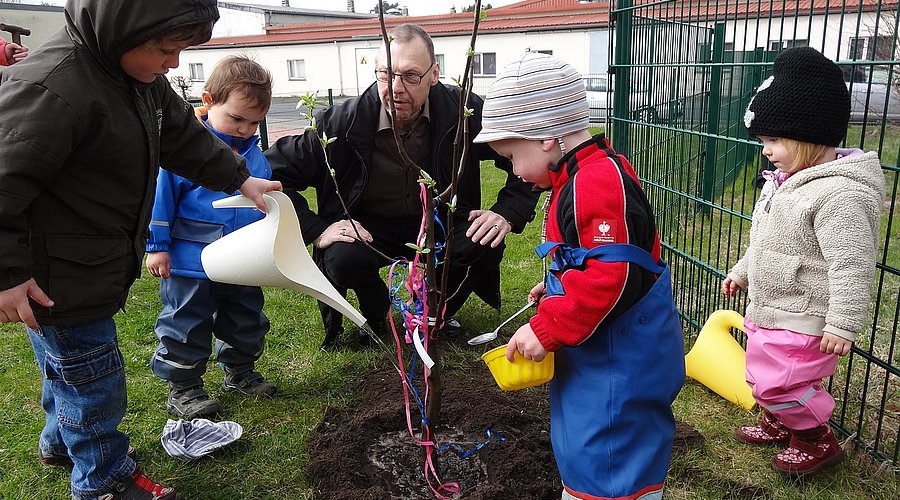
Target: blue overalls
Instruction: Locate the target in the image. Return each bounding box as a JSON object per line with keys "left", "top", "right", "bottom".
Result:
{"left": 537, "top": 242, "right": 686, "bottom": 500}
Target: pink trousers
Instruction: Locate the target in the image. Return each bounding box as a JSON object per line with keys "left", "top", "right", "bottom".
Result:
{"left": 744, "top": 318, "right": 839, "bottom": 430}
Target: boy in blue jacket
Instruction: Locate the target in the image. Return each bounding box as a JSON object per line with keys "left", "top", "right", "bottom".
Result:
{"left": 147, "top": 55, "right": 277, "bottom": 419}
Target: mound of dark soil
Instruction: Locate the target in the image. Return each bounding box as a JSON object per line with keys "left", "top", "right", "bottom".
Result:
{"left": 308, "top": 355, "right": 702, "bottom": 499}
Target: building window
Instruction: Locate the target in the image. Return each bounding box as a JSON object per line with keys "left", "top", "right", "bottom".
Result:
{"left": 768, "top": 39, "right": 808, "bottom": 51}
{"left": 849, "top": 36, "right": 893, "bottom": 60}
{"left": 473, "top": 52, "right": 496, "bottom": 76}
{"left": 189, "top": 63, "right": 204, "bottom": 81}
{"left": 288, "top": 59, "right": 306, "bottom": 80}
{"left": 435, "top": 54, "right": 445, "bottom": 77}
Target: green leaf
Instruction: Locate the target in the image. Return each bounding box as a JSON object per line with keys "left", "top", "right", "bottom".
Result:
{"left": 464, "top": 108, "right": 474, "bottom": 117}
{"left": 319, "top": 131, "right": 334, "bottom": 149}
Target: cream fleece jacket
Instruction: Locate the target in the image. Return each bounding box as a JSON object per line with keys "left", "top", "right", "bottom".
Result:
{"left": 728, "top": 150, "right": 886, "bottom": 342}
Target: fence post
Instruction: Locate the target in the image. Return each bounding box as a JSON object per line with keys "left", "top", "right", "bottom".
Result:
{"left": 259, "top": 116, "right": 269, "bottom": 151}
{"left": 612, "top": 0, "right": 633, "bottom": 155}
{"left": 700, "top": 22, "right": 726, "bottom": 213}
{"left": 328, "top": 88, "right": 334, "bottom": 106}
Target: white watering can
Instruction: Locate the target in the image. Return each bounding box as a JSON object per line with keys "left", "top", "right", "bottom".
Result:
{"left": 200, "top": 191, "right": 366, "bottom": 328}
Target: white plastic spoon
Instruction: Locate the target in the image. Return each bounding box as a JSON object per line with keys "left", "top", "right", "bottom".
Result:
{"left": 467, "top": 299, "right": 536, "bottom": 346}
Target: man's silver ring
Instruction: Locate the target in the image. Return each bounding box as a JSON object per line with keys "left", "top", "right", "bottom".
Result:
{"left": 491, "top": 224, "right": 499, "bottom": 231}
{"left": 340, "top": 228, "right": 346, "bottom": 236}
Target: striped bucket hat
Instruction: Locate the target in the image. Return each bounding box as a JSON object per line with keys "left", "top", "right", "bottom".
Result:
{"left": 473, "top": 52, "right": 589, "bottom": 143}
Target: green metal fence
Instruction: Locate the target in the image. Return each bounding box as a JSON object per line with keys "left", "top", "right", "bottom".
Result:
{"left": 610, "top": 0, "right": 900, "bottom": 465}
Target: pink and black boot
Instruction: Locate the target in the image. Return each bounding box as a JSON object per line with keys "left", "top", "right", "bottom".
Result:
{"left": 773, "top": 424, "right": 845, "bottom": 477}
{"left": 736, "top": 410, "right": 791, "bottom": 445}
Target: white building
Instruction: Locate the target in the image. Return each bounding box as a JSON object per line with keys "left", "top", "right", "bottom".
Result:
{"left": 174, "top": 0, "right": 611, "bottom": 98}
{"left": 172, "top": 0, "right": 898, "bottom": 101}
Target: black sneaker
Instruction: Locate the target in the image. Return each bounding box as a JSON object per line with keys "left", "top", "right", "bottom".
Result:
{"left": 442, "top": 318, "right": 463, "bottom": 338}
{"left": 320, "top": 325, "right": 344, "bottom": 351}
{"left": 222, "top": 367, "right": 277, "bottom": 397}
{"left": 356, "top": 321, "right": 387, "bottom": 347}
{"left": 167, "top": 380, "right": 219, "bottom": 420}
{"left": 39, "top": 445, "right": 137, "bottom": 469}
{"left": 98, "top": 466, "right": 177, "bottom": 500}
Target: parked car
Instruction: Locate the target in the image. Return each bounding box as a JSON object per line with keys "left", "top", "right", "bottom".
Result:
{"left": 584, "top": 74, "right": 610, "bottom": 123}
{"left": 843, "top": 65, "right": 900, "bottom": 123}
{"left": 847, "top": 81, "right": 900, "bottom": 123}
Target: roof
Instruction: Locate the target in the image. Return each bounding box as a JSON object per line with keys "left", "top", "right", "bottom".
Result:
{"left": 655, "top": 0, "right": 900, "bottom": 21}
{"left": 217, "top": 1, "right": 375, "bottom": 20}
{"left": 203, "top": 0, "right": 610, "bottom": 47}
{"left": 200, "top": 0, "right": 898, "bottom": 49}
{"left": 0, "top": 3, "right": 64, "bottom": 13}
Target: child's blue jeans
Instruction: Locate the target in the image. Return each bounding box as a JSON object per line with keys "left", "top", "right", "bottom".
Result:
{"left": 28, "top": 318, "right": 136, "bottom": 499}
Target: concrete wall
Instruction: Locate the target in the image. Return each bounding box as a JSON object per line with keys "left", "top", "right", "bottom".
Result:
{"left": 723, "top": 12, "right": 887, "bottom": 59}
{"left": 0, "top": 4, "right": 65, "bottom": 50}
{"left": 213, "top": 10, "right": 267, "bottom": 38}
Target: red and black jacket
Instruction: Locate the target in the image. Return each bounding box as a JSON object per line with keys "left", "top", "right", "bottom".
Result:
{"left": 530, "top": 134, "right": 662, "bottom": 351}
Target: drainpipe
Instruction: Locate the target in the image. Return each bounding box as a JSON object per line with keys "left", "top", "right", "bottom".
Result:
{"left": 334, "top": 40, "right": 344, "bottom": 96}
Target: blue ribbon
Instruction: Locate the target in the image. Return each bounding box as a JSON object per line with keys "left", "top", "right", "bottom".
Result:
{"left": 438, "top": 427, "right": 507, "bottom": 459}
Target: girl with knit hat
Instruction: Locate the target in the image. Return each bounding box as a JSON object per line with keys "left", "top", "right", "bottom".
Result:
{"left": 473, "top": 52, "right": 685, "bottom": 500}
{"left": 724, "top": 46, "right": 886, "bottom": 477}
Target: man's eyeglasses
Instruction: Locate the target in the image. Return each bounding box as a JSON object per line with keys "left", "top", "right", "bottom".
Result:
{"left": 374, "top": 62, "right": 435, "bottom": 86}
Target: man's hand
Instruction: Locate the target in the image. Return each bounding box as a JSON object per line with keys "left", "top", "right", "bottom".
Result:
{"left": 313, "top": 219, "right": 373, "bottom": 249}
{"left": 466, "top": 209, "right": 511, "bottom": 248}
{"left": 239, "top": 177, "right": 282, "bottom": 212}
{"left": 0, "top": 279, "right": 54, "bottom": 330}
{"left": 722, "top": 277, "right": 740, "bottom": 297}
{"left": 506, "top": 323, "right": 549, "bottom": 362}
{"left": 146, "top": 252, "right": 171, "bottom": 278}
{"left": 820, "top": 332, "right": 852, "bottom": 357}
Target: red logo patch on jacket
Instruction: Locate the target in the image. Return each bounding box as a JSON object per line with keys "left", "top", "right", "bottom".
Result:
{"left": 591, "top": 219, "right": 617, "bottom": 244}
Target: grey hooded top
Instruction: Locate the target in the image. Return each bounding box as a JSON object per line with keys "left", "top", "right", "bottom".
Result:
{"left": 0, "top": 0, "right": 250, "bottom": 325}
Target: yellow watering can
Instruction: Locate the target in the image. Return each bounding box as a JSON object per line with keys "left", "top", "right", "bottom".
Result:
{"left": 684, "top": 310, "right": 756, "bottom": 411}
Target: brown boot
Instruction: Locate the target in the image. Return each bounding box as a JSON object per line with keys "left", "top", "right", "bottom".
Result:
{"left": 736, "top": 410, "right": 791, "bottom": 445}
{"left": 772, "top": 424, "right": 845, "bottom": 477}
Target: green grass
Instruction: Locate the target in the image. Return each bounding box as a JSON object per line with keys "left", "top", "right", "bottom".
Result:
{"left": 1, "top": 163, "right": 899, "bottom": 499}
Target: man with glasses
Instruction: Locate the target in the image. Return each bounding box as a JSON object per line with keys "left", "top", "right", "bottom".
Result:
{"left": 266, "top": 24, "right": 539, "bottom": 348}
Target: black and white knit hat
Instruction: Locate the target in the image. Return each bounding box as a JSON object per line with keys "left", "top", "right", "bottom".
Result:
{"left": 744, "top": 47, "right": 850, "bottom": 146}
{"left": 473, "top": 52, "right": 589, "bottom": 143}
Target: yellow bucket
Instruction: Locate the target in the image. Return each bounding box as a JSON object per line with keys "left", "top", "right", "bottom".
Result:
{"left": 481, "top": 345, "right": 555, "bottom": 391}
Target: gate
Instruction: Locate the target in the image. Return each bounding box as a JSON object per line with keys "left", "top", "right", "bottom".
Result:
{"left": 610, "top": 0, "right": 900, "bottom": 465}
